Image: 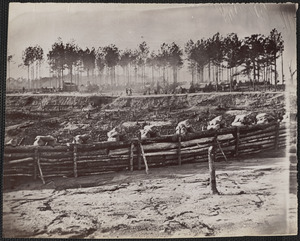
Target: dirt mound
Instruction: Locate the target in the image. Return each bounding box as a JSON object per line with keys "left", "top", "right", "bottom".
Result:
{"left": 108, "top": 92, "right": 284, "bottom": 111}
{"left": 6, "top": 95, "right": 116, "bottom": 112}
{"left": 5, "top": 92, "right": 285, "bottom": 145}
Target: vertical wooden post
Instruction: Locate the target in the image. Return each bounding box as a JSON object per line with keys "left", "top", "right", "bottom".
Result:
{"left": 208, "top": 138, "right": 219, "bottom": 195}
{"left": 34, "top": 148, "right": 38, "bottom": 180}
{"left": 129, "top": 141, "right": 134, "bottom": 171}
{"left": 137, "top": 132, "right": 142, "bottom": 170}
{"left": 178, "top": 129, "right": 182, "bottom": 165}
{"left": 274, "top": 122, "right": 280, "bottom": 150}
{"left": 139, "top": 142, "right": 149, "bottom": 174}
{"left": 36, "top": 149, "right": 45, "bottom": 184}
{"left": 73, "top": 144, "right": 78, "bottom": 177}
{"left": 235, "top": 127, "right": 240, "bottom": 156}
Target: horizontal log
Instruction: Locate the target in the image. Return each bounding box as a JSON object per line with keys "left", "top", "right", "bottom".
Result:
{"left": 77, "top": 157, "right": 128, "bottom": 163}
{"left": 239, "top": 125, "right": 285, "bottom": 138}
{"left": 40, "top": 171, "right": 72, "bottom": 175}
{"left": 240, "top": 134, "right": 286, "bottom": 145}
{"left": 240, "top": 136, "right": 275, "bottom": 144}
{"left": 4, "top": 172, "right": 33, "bottom": 176}
{"left": 5, "top": 157, "right": 34, "bottom": 164}
{"left": 42, "top": 173, "right": 73, "bottom": 178}
{"left": 77, "top": 161, "right": 128, "bottom": 168}
{"left": 238, "top": 149, "right": 262, "bottom": 154}
{"left": 142, "top": 142, "right": 178, "bottom": 151}
{"left": 77, "top": 155, "right": 110, "bottom": 161}
{"left": 77, "top": 158, "right": 130, "bottom": 164}
{"left": 75, "top": 141, "right": 131, "bottom": 152}
{"left": 37, "top": 146, "right": 71, "bottom": 152}
{"left": 180, "top": 156, "right": 196, "bottom": 162}
{"left": 143, "top": 145, "right": 214, "bottom": 158}
{"left": 108, "top": 154, "right": 130, "bottom": 159}
{"left": 163, "top": 153, "right": 196, "bottom": 161}
{"left": 4, "top": 145, "right": 70, "bottom": 153}
{"left": 241, "top": 135, "right": 286, "bottom": 145}
{"left": 278, "top": 135, "right": 288, "bottom": 142}
{"left": 3, "top": 152, "right": 34, "bottom": 160}
{"left": 77, "top": 171, "right": 116, "bottom": 176}
{"left": 4, "top": 167, "right": 32, "bottom": 172}
{"left": 4, "top": 146, "right": 37, "bottom": 153}
{"left": 39, "top": 165, "right": 73, "bottom": 171}
{"left": 239, "top": 140, "right": 275, "bottom": 149}
{"left": 3, "top": 174, "right": 34, "bottom": 177}
{"left": 77, "top": 159, "right": 113, "bottom": 164}
{"left": 39, "top": 152, "right": 73, "bottom": 159}
{"left": 109, "top": 147, "right": 132, "bottom": 155}
{"left": 3, "top": 163, "right": 33, "bottom": 168}
{"left": 240, "top": 130, "right": 287, "bottom": 142}
{"left": 39, "top": 157, "right": 73, "bottom": 163}
{"left": 76, "top": 149, "right": 108, "bottom": 156}
{"left": 146, "top": 156, "right": 166, "bottom": 163}
{"left": 240, "top": 132, "right": 276, "bottom": 141}
{"left": 77, "top": 167, "right": 128, "bottom": 173}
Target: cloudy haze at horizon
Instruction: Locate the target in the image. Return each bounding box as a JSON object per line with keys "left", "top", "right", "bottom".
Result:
{"left": 7, "top": 3, "right": 297, "bottom": 81}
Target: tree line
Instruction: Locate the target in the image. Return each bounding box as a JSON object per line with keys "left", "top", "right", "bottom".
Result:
{"left": 21, "top": 28, "right": 284, "bottom": 91}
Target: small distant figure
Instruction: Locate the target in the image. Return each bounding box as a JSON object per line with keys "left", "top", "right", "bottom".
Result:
{"left": 73, "top": 134, "right": 90, "bottom": 144}
{"left": 231, "top": 114, "right": 255, "bottom": 127}
{"left": 256, "top": 113, "right": 275, "bottom": 124}
{"left": 22, "top": 87, "right": 25, "bottom": 93}
{"left": 126, "top": 88, "right": 129, "bottom": 96}
{"left": 107, "top": 126, "right": 126, "bottom": 142}
{"left": 176, "top": 120, "right": 194, "bottom": 135}
{"left": 129, "top": 88, "right": 132, "bottom": 96}
{"left": 207, "top": 116, "right": 223, "bottom": 130}
{"left": 140, "top": 125, "right": 161, "bottom": 140}
{"left": 86, "top": 111, "right": 91, "bottom": 119}
{"left": 231, "top": 114, "right": 247, "bottom": 127}
{"left": 33, "top": 135, "right": 57, "bottom": 147}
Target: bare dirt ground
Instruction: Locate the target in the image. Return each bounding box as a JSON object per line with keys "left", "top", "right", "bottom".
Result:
{"left": 3, "top": 151, "right": 297, "bottom": 238}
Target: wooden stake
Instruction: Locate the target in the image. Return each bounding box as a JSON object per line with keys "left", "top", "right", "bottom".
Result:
{"left": 34, "top": 148, "right": 38, "bottom": 180}
{"left": 36, "top": 149, "right": 45, "bottom": 184}
{"left": 18, "top": 137, "right": 25, "bottom": 146}
{"left": 178, "top": 129, "right": 182, "bottom": 165}
{"left": 235, "top": 127, "right": 240, "bottom": 156}
{"left": 137, "top": 132, "right": 142, "bottom": 170}
{"left": 139, "top": 142, "right": 149, "bottom": 174}
{"left": 208, "top": 138, "right": 219, "bottom": 195}
{"left": 216, "top": 139, "right": 228, "bottom": 162}
{"left": 129, "top": 142, "right": 134, "bottom": 171}
{"left": 73, "top": 144, "right": 78, "bottom": 177}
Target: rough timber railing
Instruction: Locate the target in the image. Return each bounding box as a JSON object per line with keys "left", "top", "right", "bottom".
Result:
{"left": 3, "top": 122, "right": 287, "bottom": 182}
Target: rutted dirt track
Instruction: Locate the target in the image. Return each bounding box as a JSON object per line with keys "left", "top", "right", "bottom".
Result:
{"left": 3, "top": 153, "right": 297, "bottom": 238}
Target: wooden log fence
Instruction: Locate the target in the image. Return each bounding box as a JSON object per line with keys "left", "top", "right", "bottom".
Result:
{"left": 3, "top": 122, "right": 287, "bottom": 182}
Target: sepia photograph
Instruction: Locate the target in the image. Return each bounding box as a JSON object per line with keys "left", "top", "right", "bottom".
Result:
{"left": 2, "top": 2, "right": 298, "bottom": 238}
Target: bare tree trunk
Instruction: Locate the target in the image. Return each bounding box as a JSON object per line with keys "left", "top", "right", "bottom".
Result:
{"left": 281, "top": 52, "right": 284, "bottom": 84}
{"left": 173, "top": 66, "right": 177, "bottom": 84}
{"left": 191, "top": 66, "right": 194, "bottom": 84}
{"left": 36, "top": 61, "right": 38, "bottom": 88}
{"left": 229, "top": 67, "right": 232, "bottom": 92}
{"left": 274, "top": 54, "right": 277, "bottom": 91}
{"left": 27, "top": 66, "right": 30, "bottom": 89}
{"left": 152, "top": 66, "right": 154, "bottom": 85}
{"left": 70, "top": 66, "right": 73, "bottom": 84}
{"left": 208, "top": 61, "right": 211, "bottom": 83}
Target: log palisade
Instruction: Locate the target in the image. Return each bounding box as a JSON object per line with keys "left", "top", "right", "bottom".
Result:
{"left": 3, "top": 122, "right": 288, "bottom": 181}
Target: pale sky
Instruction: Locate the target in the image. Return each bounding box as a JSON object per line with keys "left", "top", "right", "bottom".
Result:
{"left": 7, "top": 3, "right": 297, "bottom": 79}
